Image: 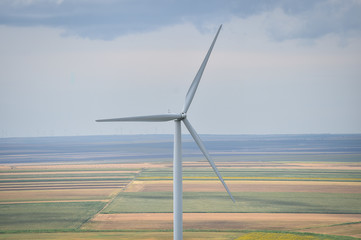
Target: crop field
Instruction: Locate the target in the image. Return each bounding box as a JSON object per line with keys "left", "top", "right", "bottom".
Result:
{"left": 0, "top": 201, "right": 106, "bottom": 230}
{"left": 0, "top": 232, "right": 358, "bottom": 240}
{"left": 1, "top": 161, "right": 360, "bottom": 239}
{"left": 0, "top": 134, "right": 361, "bottom": 239}
{"left": 125, "top": 180, "right": 361, "bottom": 193}
{"left": 101, "top": 192, "right": 361, "bottom": 214}
{"left": 83, "top": 213, "right": 361, "bottom": 231}
{"left": 137, "top": 167, "right": 361, "bottom": 181}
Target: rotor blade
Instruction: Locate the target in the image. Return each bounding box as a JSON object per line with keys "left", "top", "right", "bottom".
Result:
{"left": 182, "top": 24, "right": 222, "bottom": 113}
{"left": 96, "top": 113, "right": 182, "bottom": 122}
{"left": 182, "top": 118, "right": 235, "bottom": 202}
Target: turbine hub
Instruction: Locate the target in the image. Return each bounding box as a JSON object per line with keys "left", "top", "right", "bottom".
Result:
{"left": 180, "top": 112, "right": 187, "bottom": 120}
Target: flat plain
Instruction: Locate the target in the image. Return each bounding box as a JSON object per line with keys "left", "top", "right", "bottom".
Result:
{"left": 0, "top": 134, "right": 360, "bottom": 239}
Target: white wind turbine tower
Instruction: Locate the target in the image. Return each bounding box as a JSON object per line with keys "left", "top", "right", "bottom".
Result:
{"left": 96, "top": 24, "right": 235, "bottom": 240}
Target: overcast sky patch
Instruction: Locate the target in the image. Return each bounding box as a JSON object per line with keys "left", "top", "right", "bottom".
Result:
{"left": 0, "top": 0, "right": 360, "bottom": 137}
{"left": 1, "top": 0, "right": 360, "bottom": 41}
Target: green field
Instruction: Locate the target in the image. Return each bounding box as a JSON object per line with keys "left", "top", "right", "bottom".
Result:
{"left": 139, "top": 168, "right": 361, "bottom": 181}
{"left": 0, "top": 202, "right": 106, "bottom": 231}
{"left": 103, "top": 192, "right": 361, "bottom": 214}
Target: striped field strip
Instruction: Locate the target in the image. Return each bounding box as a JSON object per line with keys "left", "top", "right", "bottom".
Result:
{"left": 137, "top": 176, "right": 361, "bottom": 181}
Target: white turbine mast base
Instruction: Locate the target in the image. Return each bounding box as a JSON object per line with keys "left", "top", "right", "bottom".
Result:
{"left": 96, "top": 24, "right": 234, "bottom": 240}
{"left": 174, "top": 120, "right": 182, "bottom": 240}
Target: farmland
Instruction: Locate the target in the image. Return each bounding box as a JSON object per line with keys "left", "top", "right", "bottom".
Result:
{"left": 0, "top": 134, "right": 361, "bottom": 239}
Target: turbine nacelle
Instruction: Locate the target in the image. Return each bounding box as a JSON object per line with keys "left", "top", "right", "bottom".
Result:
{"left": 180, "top": 112, "right": 187, "bottom": 120}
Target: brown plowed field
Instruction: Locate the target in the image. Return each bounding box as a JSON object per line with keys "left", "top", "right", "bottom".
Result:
{"left": 0, "top": 182, "right": 128, "bottom": 191}
{"left": 0, "top": 188, "right": 119, "bottom": 202}
{"left": 83, "top": 213, "right": 361, "bottom": 235}
{"left": 125, "top": 180, "right": 361, "bottom": 193}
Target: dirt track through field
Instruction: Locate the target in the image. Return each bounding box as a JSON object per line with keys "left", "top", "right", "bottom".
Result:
{"left": 77, "top": 167, "right": 144, "bottom": 229}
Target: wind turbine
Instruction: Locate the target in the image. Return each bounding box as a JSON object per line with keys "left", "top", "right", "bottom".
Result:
{"left": 96, "top": 24, "right": 234, "bottom": 240}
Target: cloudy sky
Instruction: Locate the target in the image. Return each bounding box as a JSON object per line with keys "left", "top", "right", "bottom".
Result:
{"left": 1, "top": 0, "right": 361, "bottom": 137}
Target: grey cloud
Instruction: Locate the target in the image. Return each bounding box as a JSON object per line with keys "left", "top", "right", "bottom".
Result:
{"left": 268, "top": 0, "right": 361, "bottom": 40}
{"left": 0, "top": 0, "right": 360, "bottom": 40}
